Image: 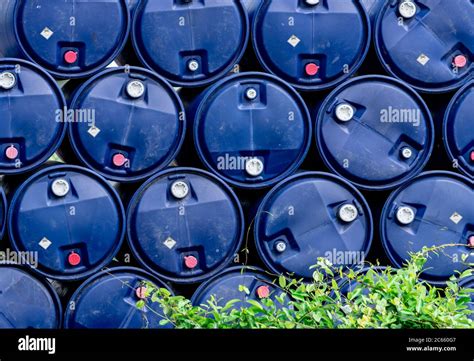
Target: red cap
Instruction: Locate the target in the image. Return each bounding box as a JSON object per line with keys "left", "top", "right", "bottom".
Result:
{"left": 256, "top": 285, "right": 270, "bottom": 299}
{"left": 5, "top": 145, "right": 18, "bottom": 160}
{"left": 64, "top": 51, "right": 78, "bottom": 64}
{"left": 470, "top": 151, "right": 474, "bottom": 162}
{"left": 68, "top": 252, "right": 81, "bottom": 266}
{"left": 184, "top": 255, "right": 198, "bottom": 269}
{"left": 112, "top": 153, "right": 128, "bottom": 167}
{"left": 135, "top": 286, "right": 147, "bottom": 299}
{"left": 453, "top": 55, "right": 468, "bottom": 68}
{"left": 305, "top": 63, "right": 320, "bottom": 76}
{"left": 468, "top": 236, "right": 474, "bottom": 248}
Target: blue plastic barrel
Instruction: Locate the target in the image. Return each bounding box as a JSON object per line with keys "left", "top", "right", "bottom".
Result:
{"left": 191, "top": 266, "right": 285, "bottom": 308}
{"left": 360, "top": 0, "right": 386, "bottom": 26}
{"left": 0, "top": 0, "right": 130, "bottom": 79}
{"left": 254, "top": 172, "right": 373, "bottom": 280}
{"left": 0, "top": 58, "right": 67, "bottom": 174}
{"left": 193, "top": 72, "right": 312, "bottom": 189}
{"left": 68, "top": 66, "right": 186, "bottom": 183}
{"left": 0, "top": 266, "right": 62, "bottom": 329}
{"left": 380, "top": 171, "right": 474, "bottom": 286}
{"left": 375, "top": 0, "right": 474, "bottom": 93}
{"left": 252, "top": 0, "right": 371, "bottom": 91}
{"left": 64, "top": 267, "right": 172, "bottom": 329}
{"left": 131, "top": 0, "right": 249, "bottom": 87}
{"left": 127, "top": 167, "right": 244, "bottom": 284}
{"left": 443, "top": 80, "right": 474, "bottom": 178}
{"left": 8, "top": 165, "right": 126, "bottom": 281}
{"left": 316, "top": 75, "right": 434, "bottom": 191}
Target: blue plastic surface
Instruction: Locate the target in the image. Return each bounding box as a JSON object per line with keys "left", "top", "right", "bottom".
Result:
{"left": 381, "top": 171, "right": 474, "bottom": 285}
{"left": 132, "top": 0, "right": 249, "bottom": 87}
{"left": 127, "top": 167, "right": 244, "bottom": 284}
{"left": 459, "top": 276, "right": 474, "bottom": 320}
{"left": 69, "top": 66, "right": 186, "bottom": 183}
{"left": 0, "top": 58, "right": 67, "bottom": 174}
{"left": 193, "top": 72, "right": 312, "bottom": 189}
{"left": 0, "top": 0, "right": 130, "bottom": 79}
{"left": 252, "top": 0, "right": 371, "bottom": 91}
{"left": 0, "top": 266, "right": 62, "bottom": 329}
{"left": 375, "top": 0, "right": 474, "bottom": 93}
{"left": 316, "top": 75, "right": 434, "bottom": 191}
{"left": 8, "top": 165, "right": 126, "bottom": 281}
{"left": 191, "top": 266, "right": 285, "bottom": 307}
{"left": 444, "top": 80, "right": 474, "bottom": 178}
{"left": 64, "top": 267, "right": 172, "bottom": 329}
{"left": 254, "top": 172, "right": 373, "bottom": 280}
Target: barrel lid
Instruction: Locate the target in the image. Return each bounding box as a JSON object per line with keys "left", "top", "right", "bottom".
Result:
{"left": 0, "top": 58, "right": 67, "bottom": 174}
{"left": 316, "top": 75, "right": 434, "bottom": 191}
{"left": 375, "top": 0, "right": 474, "bottom": 93}
{"left": 69, "top": 67, "right": 186, "bottom": 183}
{"left": 0, "top": 266, "right": 61, "bottom": 328}
{"left": 444, "top": 80, "right": 474, "bottom": 178}
{"left": 13, "top": 0, "right": 130, "bottom": 79}
{"left": 132, "top": 0, "right": 249, "bottom": 87}
{"left": 194, "top": 72, "right": 311, "bottom": 189}
{"left": 127, "top": 167, "right": 244, "bottom": 284}
{"left": 191, "top": 266, "right": 284, "bottom": 307}
{"left": 64, "top": 267, "right": 172, "bottom": 329}
{"left": 252, "top": 0, "right": 370, "bottom": 91}
{"left": 8, "top": 165, "right": 125, "bottom": 281}
{"left": 255, "top": 172, "right": 373, "bottom": 280}
{"left": 381, "top": 171, "right": 474, "bottom": 285}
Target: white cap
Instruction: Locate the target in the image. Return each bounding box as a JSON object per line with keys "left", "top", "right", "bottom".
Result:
{"left": 399, "top": 1, "right": 417, "bottom": 19}
{"left": 126, "top": 80, "right": 145, "bottom": 98}
{"left": 275, "top": 241, "right": 287, "bottom": 253}
{"left": 305, "top": 0, "right": 320, "bottom": 5}
{"left": 396, "top": 206, "right": 416, "bottom": 225}
{"left": 335, "top": 103, "right": 354, "bottom": 122}
{"left": 51, "top": 179, "right": 70, "bottom": 197}
{"left": 338, "top": 204, "right": 359, "bottom": 223}
{"left": 0, "top": 72, "right": 16, "bottom": 90}
{"left": 245, "top": 87, "right": 258, "bottom": 101}
{"left": 401, "top": 147, "right": 413, "bottom": 159}
{"left": 171, "top": 181, "right": 189, "bottom": 199}
{"left": 245, "top": 158, "right": 264, "bottom": 177}
{"left": 187, "top": 59, "right": 200, "bottom": 72}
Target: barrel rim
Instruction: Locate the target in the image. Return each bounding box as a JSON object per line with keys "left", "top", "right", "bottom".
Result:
{"left": 253, "top": 171, "right": 374, "bottom": 279}
{"left": 126, "top": 167, "right": 245, "bottom": 284}
{"left": 68, "top": 66, "right": 187, "bottom": 183}
{"left": 131, "top": 0, "right": 250, "bottom": 88}
{"left": 7, "top": 164, "right": 126, "bottom": 281}
{"left": 193, "top": 71, "right": 312, "bottom": 189}
{"left": 316, "top": 74, "right": 435, "bottom": 191}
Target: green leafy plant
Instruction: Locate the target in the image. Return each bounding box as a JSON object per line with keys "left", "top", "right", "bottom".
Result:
{"left": 138, "top": 246, "right": 474, "bottom": 329}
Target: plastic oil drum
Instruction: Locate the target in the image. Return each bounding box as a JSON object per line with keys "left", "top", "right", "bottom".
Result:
{"left": 191, "top": 266, "right": 285, "bottom": 307}
{"left": 444, "top": 80, "right": 474, "bottom": 178}
{"left": 131, "top": 0, "right": 249, "bottom": 87}
{"left": 361, "top": 0, "right": 386, "bottom": 26}
{"left": 192, "top": 72, "right": 312, "bottom": 189}
{"left": 8, "top": 165, "right": 125, "bottom": 281}
{"left": 375, "top": 0, "right": 474, "bottom": 93}
{"left": 0, "top": 266, "right": 62, "bottom": 328}
{"left": 68, "top": 66, "right": 186, "bottom": 183}
{"left": 254, "top": 172, "right": 373, "bottom": 280}
{"left": 252, "top": 0, "right": 371, "bottom": 91}
{"left": 64, "top": 267, "right": 172, "bottom": 329}
{"left": 127, "top": 167, "right": 244, "bottom": 284}
{"left": 316, "top": 75, "right": 434, "bottom": 191}
{"left": 380, "top": 171, "right": 474, "bottom": 286}
{"left": 0, "top": 0, "right": 130, "bottom": 79}
{"left": 0, "top": 58, "right": 67, "bottom": 174}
